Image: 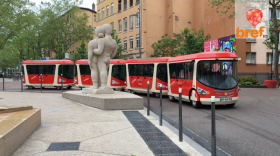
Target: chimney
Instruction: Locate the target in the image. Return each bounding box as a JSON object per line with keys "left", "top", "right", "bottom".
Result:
{"left": 92, "top": 3, "right": 96, "bottom": 11}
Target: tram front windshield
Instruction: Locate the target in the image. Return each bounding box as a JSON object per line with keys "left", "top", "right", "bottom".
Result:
{"left": 59, "top": 65, "right": 74, "bottom": 79}
{"left": 197, "top": 60, "right": 238, "bottom": 90}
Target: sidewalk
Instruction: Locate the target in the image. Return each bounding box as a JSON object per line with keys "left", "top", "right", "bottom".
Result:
{"left": 0, "top": 92, "right": 202, "bottom": 156}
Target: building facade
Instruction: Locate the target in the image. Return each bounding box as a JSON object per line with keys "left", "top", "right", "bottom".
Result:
{"left": 96, "top": 0, "right": 204, "bottom": 59}
{"left": 203, "top": 0, "right": 280, "bottom": 77}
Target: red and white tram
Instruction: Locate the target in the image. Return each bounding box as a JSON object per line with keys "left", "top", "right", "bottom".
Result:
{"left": 22, "top": 60, "right": 75, "bottom": 89}
{"left": 75, "top": 59, "right": 126, "bottom": 90}
{"left": 125, "top": 57, "right": 170, "bottom": 97}
{"left": 167, "top": 51, "right": 239, "bottom": 108}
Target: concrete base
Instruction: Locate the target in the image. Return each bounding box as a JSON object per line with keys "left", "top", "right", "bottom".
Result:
{"left": 82, "top": 88, "right": 114, "bottom": 94}
{"left": 0, "top": 106, "right": 41, "bottom": 156}
{"left": 63, "top": 91, "right": 143, "bottom": 110}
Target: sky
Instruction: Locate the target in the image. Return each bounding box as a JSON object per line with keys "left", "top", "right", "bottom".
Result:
{"left": 30, "top": 0, "right": 97, "bottom": 10}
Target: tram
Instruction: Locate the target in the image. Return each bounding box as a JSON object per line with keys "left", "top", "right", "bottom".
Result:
{"left": 125, "top": 57, "right": 170, "bottom": 97}
{"left": 22, "top": 60, "right": 75, "bottom": 89}
{"left": 75, "top": 59, "right": 126, "bottom": 90}
{"left": 167, "top": 51, "right": 239, "bottom": 108}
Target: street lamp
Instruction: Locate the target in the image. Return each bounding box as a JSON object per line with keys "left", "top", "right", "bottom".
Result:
{"left": 133, "top": 7, "right": 141, "bottom": 58}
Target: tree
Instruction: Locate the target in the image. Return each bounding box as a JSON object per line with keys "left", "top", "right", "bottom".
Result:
{"left": 111, "top": 29, "right": 126, "bottom": 59}
{"left": 55, "top": 45, "right": 66, "bottom": 59}
{"left": 0, "top": 0, "right": 34, "bottom": 51}
{"left": 151, "top": 28, "right": 205, "bottom": 57}
{"left": 209, "top": 0, "right": 280, "bottom": 84}
{"left": 72, "top": 38, "right": 87, "bottom": 62}
{"left": 39, "top": 0, "right": 94, "bottom": 56}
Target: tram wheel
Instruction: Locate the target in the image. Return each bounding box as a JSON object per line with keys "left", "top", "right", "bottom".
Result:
{"left": 154, "top": 93, "right": 160, "bottom": 98}
{"left": 28, "top": 86, "right": 34, "bottom": 89}
{"left": 130, "top": 90, "right": 135, "bottom": 94}
{"left": 169, "top": 95, "right": 176, "bottom": 102}
{"left": 67, "top": 86, "right": 72, "bottom": 89}
{"left": 56, "top": 86, "right": 61, "bottom": 90}
{"left": 191, "top": 100, "right": 201, "bottom": 109}
{"left": 121, "top": 89, "right": 125, "bottom": 91}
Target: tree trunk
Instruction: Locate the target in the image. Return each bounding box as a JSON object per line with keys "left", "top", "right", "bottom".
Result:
{"left": 273, "top": 0, "right": 279, "bottom": 86}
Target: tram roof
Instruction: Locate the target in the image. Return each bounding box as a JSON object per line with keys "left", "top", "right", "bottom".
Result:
{"left": 22, "top": 60, "right": 74, "bottom": 65}
{"left": 126, "top": 57, "right": 170, "bottom": 63}
{"left": 75, "top": 59, "right": 126, "bottom": 64}
{"left": 168, "top": 51, "right": 238, "bottom": 62}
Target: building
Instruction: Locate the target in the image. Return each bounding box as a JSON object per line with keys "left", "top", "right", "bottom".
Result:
{"left": 49, "top": 6, "right": 97, "bottom": 60}
{"left": 96, "top": 0, "right": 204, "bottom": 59}
{"left": 203, "top": 0, "right": 279, "bottom": 79}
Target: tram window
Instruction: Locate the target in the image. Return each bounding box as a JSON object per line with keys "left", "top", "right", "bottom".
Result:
{"left": 74, "top": 65, "right": 77, "bottom": 77}
{"left": 143, "top": 64, "right": 154, "bottom": 77}
{"left": 22, "top": 66, "right": 25, "bottom": 75}
{"left": 80, "top": 65, "right": 90, "bottom": 75}
{"left": 185, "top": 63, "right": 189, "bottom": 79}
{"left": 112, "top": 65, "right": 126, "bottom": 81}
{"left": 44, "top": 65, "right": 55, "bottom": 74}
{"left": 177, "top": 63, "right": 185, "bottom": 79}
{"left": 189, "top": 61, "right": 194, "bottom": 80}
{"left": 128, "top": 64, "right": 137, "bottom": 76}
{"left": 27, "top": 65, "right": 38, "bottom": 74}
{"left": 169, "top": 63, "right": 177, "bottom": 79}
{"left": 137, "top": 64, "right": 144, "bottom": 76}
{"left": 58, "top": 65, "right": 75, "bottom": 79}
{"left": 157, "top": 64, "right": 167, "bottom": 82}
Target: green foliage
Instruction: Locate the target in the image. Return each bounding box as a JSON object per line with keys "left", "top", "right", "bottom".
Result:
{"left": 73, "top": 38, "right": 88, "bottom": 62}
{"left": 208, "top": 0, "right": 235, "bottom": 19}
{"left": 111, "top": 29, "right": 126, "bottom": 59}
{"left": 55, "top": 45, "right": 66, "bottom": 59}
{"left": 238, "top": 77, "right": 258, "bottom": 85}
{"left": 151, "top": 28, "right": 204, "bottom": 57}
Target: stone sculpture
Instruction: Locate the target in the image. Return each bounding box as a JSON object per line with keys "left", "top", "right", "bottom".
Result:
{"left": 86, "top": 24, "right": 117, "bottom": 93}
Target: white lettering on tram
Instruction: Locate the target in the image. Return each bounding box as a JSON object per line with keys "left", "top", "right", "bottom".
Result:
{"left": 31, "top": 76, "right": 36, "bottom": 80}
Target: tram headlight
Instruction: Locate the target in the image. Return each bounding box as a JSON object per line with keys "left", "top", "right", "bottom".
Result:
{"left": 74, "top": 78, "right": 77, "bottom": 83}
{"left": 197, "top": 87, "right": 210, "bottom": 94}
{"left": 237, "top": 86, "right": 241, "bottom": 93}
{"left": 125, "top": 81, "right": 126, "bottom": 84}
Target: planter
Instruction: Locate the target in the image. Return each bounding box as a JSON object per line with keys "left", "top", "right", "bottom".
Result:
{"left": 239, "top": 85, "right": 267, "bottom": 88}
{"left": 264, "top": 80, "right": 278, "bottom": 88}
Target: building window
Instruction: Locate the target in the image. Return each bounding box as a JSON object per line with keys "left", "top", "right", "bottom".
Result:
{"left": 106, "top": 6, "right": 109, "bottom": 17}
{"left": 124, "top": 17, "right": 127, "bottom": 32}
{"left": 130, "top": 0, "right": 133, "bottom": 7}
{"left": 118, "top": 0, "right": 121, "bottom": 12}
{"left": 102, "top": 8, "right": 104, "bottom": 19}
{"left": 124, "top": 0, "right": 127, "bottom": 10}
{"left": 98, "top": 10, "right": 100, "bottom": 20}
{"left": 129, "top": 36, "right": 133, "bottom": 50}
{"left": 136, "top": 13, "right": 139, "bottom": 27}
{"left": 267, "top": 52, "right": 280, "bottom": 63}
{"left": 136, "top": 35, "right": 140, "bottom": 48}
{"left": 118, "top": 20, "right": 122, "bottom": 32}
{"left": 246, "top": 52, "right": 256, "bottom": 64}
{"left": 118, "top": 40, "right": 122, "bottom": 48}
{"left": 98, "top": 0, "right": 100, "bottom": 3}
{"left": 111, "top": 3, "right": 114, "bottom": 15}
{"left": 124, "top": 38, "right": 127, "bottom": 51}
{"left": 136, "top": 0, "right": 140, "bottom": 5}
{"left": 111, "top": 22, "right": 114, "bottom": 30}
{"left": 130, "top": 15, "right": 133, "bottom": 31}
{"left": 269, "top": 9, "right": 280, "bottom": 20}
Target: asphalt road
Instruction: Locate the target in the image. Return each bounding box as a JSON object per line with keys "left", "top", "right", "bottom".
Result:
{"left": 138, "top": 88, "right": 280, "bottom": 156}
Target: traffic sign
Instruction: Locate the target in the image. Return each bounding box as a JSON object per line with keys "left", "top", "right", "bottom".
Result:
{"left": 42, "top": 58, "right": 46, "bottom": 60}
{"left": 19, "top": 62, "right": 22, "bottom": 65}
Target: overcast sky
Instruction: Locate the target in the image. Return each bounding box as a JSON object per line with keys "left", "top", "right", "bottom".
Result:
{"left": 30, "top": 0, "right": 97, "bottom": 10}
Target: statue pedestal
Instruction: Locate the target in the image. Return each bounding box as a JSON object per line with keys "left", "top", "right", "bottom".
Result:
{"left": 62, "top": 91, "right": 143, "bottom": 110}
{"left": 82, "top": 88, "right": 114, "bottom": 94}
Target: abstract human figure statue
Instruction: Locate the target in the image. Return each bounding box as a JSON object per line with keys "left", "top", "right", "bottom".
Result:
{"left": 93, "top": 24, "right": 118, "bottom": 89}
{"left": 88, "top": 26, "right": 105, "bottom": 89}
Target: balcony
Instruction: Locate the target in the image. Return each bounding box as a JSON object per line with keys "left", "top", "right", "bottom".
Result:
{"left": 246, "top": 38, "right": 256, "bottom": 43}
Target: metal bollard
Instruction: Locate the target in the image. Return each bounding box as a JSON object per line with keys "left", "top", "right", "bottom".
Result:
{"left": 211, "top": 96, "right": 216, "bottom": 156}
{"left": 21, "top": 73, "right": 23, "bottom": 92}
{"left": 3, "top": 72, "right": 4, "bottom": 91}
{"left": 40, "top": 74, "right": 42, "bottom": 93}
{"left": 179, "top": 88, "right": 183, "bottom": 142}
{"left": 147, "top": 81, "right": 150, "bottom": 116}
{"left": 61, "top": 74, "right": 63, "bottom": 92}
{"left": 160, "top": 84, "right": 162, "bottom": 126}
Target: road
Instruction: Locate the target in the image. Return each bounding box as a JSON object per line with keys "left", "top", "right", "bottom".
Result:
{"left": 1, "top": 79, "right": 280, "bottom": 155}
{"left": 138, "top": 88, "right": 280, "bottom": 156}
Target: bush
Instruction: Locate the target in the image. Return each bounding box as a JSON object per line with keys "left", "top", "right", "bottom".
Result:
{"left": 238, "top": 76, "right": 258, "bottom": 85}
{"left": 244, "top": 81, "right": 252, "bottom": 85}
